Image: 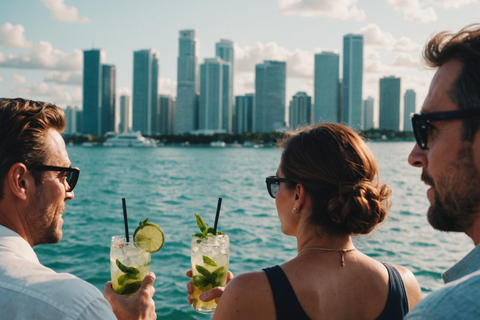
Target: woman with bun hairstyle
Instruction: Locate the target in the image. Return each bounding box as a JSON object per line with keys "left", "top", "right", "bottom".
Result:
{"left": 210, "top": 123, "right": 422, "bottom": 320}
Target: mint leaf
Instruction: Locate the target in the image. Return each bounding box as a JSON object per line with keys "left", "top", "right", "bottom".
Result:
{"left": 196, "top": 265, "right": 212, "bottom": 278}
{"left": 202, "top": 255, "right": 217, "bottom": 266}
{"left": 116, "top": 259, "right": 140, "bottom": 275}
{"left": 195, "top": 214, "right": 207, "bottom": 233}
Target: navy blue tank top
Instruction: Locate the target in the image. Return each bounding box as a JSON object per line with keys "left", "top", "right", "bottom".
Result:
{"left": 263, "top": 263, "right": 408, "bottom": 320}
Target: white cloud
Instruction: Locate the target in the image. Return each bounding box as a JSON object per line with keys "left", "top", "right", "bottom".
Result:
{"left": 363, "top": 48, "right": 395, "bottom": 74}
{"left": 0, "top": 76, "right": 3, "bottom": 82}
{"left": 386, "top": 0, "right": 437, "bottom": 22}
{"left": 44, "top": 71, "right": 82, "bottom": 85}
{"left": 14, "top": 81, "right": 82, "bottom": 106}
{"left": 0, "top": 41, "right": 82, "bottom": 70}
{"left": 392, "top": 52, "right": 422, "bottom": 70}
{"left": 159, "top": 77, "right": 176, "bottom": 96}
{"left": 359, "top": 23, "right": 422, "bottom": 52}
{"left": 278, "top": 0, "right": 366, "bottom": 20}
{"left": 0, "top": 23, "right": 33, "bottom": 48}
{"left": 429, "top": 0, "right": 478, "bottom": 8}
{"left": 41, "top": 0, "right": 91, "bottom": 24}
{"left": 12, "top": 74, "right": 26, "bottom": 84}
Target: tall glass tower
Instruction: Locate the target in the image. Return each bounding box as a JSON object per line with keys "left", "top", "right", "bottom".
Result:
{"left": 342, "top": 34, "right": 364, "bottom": 129}
{"left": 254, "top": 60, "right": 286, "bottom": 133}
{"left": 403, "top": 89, "right": 416, "bottom": 131}
{"left": 314, "top": 52, "right": 340, "bottom": 123}
{"left": 101, "top": 64, "right": 116, "bottom": 136}
{"left": 132, "top": 49, "right": 159, "bottom": 135}
{"left": 175, "top": 30, "right": 198, "bottom": 134}
{"left": 82, "top": 49, "right": 103, "bottom": 136}
{"left": 216, "top": 39, "right": 234, "bottom": 131}
{"left": 379, "top": 76, "right": 401, "bottom": 131}
{"left": 289, "top": 92, "right": 312, "bottom": 129}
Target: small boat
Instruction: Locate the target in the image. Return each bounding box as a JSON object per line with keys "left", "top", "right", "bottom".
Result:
{"left": 103, "top": 132, "right": 157, "bottom": 147}
{"left": 210, "top": 141, "right": 226, "bottom": 147}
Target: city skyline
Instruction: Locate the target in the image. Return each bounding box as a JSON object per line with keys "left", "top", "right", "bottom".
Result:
{"left": 1, "top": 0, "right": 479, "bottom": 128}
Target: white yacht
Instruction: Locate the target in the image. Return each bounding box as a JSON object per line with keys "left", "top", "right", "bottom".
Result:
{"left": 103, "top": 132, "right": 157, "bottom": 147}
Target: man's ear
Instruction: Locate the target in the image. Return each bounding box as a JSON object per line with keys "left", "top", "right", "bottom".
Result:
{"left": 7, "top": 163, "right": 30, "bottom": 201}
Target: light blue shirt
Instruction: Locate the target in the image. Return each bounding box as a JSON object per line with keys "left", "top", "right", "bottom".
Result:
{"left": 0, "top": 225, "right": 117, "bottom": 320}
{"left": 406, "top": 243, "right": 480, "bottom": 319}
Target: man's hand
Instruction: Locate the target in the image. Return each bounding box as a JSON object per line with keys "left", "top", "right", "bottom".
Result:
{"left": 104, "top": 272, "right": 157, "bottom": 320}
{"left": 186, "top": 269, "right": 234, "bottom": 304}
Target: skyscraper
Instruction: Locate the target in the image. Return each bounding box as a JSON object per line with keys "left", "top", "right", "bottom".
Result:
{"left": 379, "top": 76, "right": 401, "bottom": 131}
{"left": 82, "top": 49, "right": 103, "bottom": 136}
{"left": 132, "top": 49, "right": 159, "bottom": 135}
{"left": 101, "top": 64, "right": 116, "bottom": 136}
{"left": 289, "top": 92, "right": 312, "bottom": 129}
{"left": 216, "top": 39, "right": 234, "bottom": 126}
{"left": 235, "top": 94, "right": 254, "bottom": 133}
{"left": 175, "top": 29, "right": 198, "bottom": 134}
{"left": 343, "top": 34, "right": 364, "bottom": 129}
{"left": 314, "top": 52, "right": 340, "bottom": 123}
{"left": 119, "top": 94, "right": 131, "bottom": 134}
{"left": 403, "top": 89, "right": 416, "bottom": 131}
{"left": 159, "top": 95, "right": 176, "bottom": 135}
{"left": 254, "top": 60, "right": 286, "bottom": 133}
{"left": 199, "top": 57, "right": 231, "bottom": 132}
{"left": 363, "top": 97, "right": 374, "bottom": 130}
{"left": 64, "top": 106, "right": 78, "bottom": 134}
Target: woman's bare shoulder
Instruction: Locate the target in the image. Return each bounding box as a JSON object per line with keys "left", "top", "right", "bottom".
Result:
{"left": 393, "top": 265, "right": 423, "bottom": 309}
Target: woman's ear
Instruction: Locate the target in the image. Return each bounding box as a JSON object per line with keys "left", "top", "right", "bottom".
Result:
{"left": 294, "top": 183, "right": 307, "bottom": 211}
{"left": 7, "top": 163, "right": 30, "bottom": 201}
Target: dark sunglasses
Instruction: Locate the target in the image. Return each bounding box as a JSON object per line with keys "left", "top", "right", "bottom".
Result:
{"left": 35, "top": 165, "right": 80, "bottom": 192}
{"left": 411, "top": 109, "right": 480, "bottom": 150}
{"left": 265, "top": 176, "right": 291, "bottom": 199}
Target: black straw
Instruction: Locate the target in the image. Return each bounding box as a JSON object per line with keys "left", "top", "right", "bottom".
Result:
{"left": 122, "top": 198, "right": 129, "bottom": 242}
{"left": 213, "top": 197, "right": 222, "bottom": 235}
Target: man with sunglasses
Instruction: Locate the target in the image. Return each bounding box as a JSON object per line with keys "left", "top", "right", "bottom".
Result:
{"left": 0, "top": 98, "right": 156, "bottom": 320}
{"left": 406, "top": 24, "right": 480, "bottom": 319}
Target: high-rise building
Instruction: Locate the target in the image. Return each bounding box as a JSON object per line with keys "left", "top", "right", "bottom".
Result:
{"left": 119, "top": 95, "right": 131, "bottom": 134}
{"left": 254, "top": 60, "right": 286, "bottom": 133}
{"left": 363, "top": 97, "right": 374, "bottom": 130}
{"left": 199, "top": 57, "right": 231, "bottom": 132}
{"left": 159, "top": 95, "right": 176, "bottom": 135}
{"left": 403, "top": 89, "right": 416, "bottom": 132}
{"left": 216, "top": 39, "right": 234, "bottom": 118}
{"left": 82, "top": 49, "right": 103, "bottom": 136}
{"left": 175, "top": 29, "right": 199, "bottom": 134}
{"left": 314, "top": 52, "right": 340, "bottom": 123}
{"left": 379, "top": 76, "right": 401, "bottom": 131}
{"left": 64, "top": 106, "right": 78, "bottom": 134}
{"left": 343, "top": 34, "right": 364, "bottom": 129}
{"left": 132, "top": 49, "right": 159, "bottom": 135}
{"left": 235, "top": 94, "right": 254, "bottom": 133}
{"left": 101, "top": 64, "right": 116, "bottom": 136}
{"left": 289, "top": 92, "right": 312, "bottom": 129}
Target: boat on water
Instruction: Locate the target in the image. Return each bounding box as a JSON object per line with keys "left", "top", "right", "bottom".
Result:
{"left": 103, "top": 132, "right": 157, "bottom": 147}
{"left": 210, "top": 141, "right": 226, "bottom": 147}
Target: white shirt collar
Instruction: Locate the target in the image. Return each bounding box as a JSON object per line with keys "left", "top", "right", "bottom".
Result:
{"left": 0, "top": 224, "right": 39, "bottom": 264}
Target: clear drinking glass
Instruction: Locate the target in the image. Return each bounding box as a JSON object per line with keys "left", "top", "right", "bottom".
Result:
{"left": 110, "top": 235, "right": 151, "bottom": 296}
{"left": 190, "top": 234, "right": 230, "bottom": 314}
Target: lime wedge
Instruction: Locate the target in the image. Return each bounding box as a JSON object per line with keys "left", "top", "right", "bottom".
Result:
{"left": 133, "top": 218, "right": 165, "bottom": 253}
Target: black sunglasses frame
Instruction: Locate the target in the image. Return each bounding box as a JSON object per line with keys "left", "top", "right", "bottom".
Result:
{"left": 265, "top": 176, "right": 291, "bottom": 199}
{"left": 411, "top": 109, "right": 480, "bottom": 150}
{"left": 35, "top": 165, "right": 80, "bottom": 192}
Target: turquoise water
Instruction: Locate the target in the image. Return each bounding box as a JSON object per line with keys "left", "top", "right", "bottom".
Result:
{"left": 33, "top": 142, "right": 474, "bottom": 319}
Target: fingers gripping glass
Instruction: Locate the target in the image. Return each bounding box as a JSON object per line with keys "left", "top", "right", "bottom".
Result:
{"left": 411, "top": 109, "right": 480, "bottom": 150}
{"left": 36, "top": 165, "right": 80, "bottom": 192}
{"left": 265, "top": 176, "right": 291, "bottom": 198}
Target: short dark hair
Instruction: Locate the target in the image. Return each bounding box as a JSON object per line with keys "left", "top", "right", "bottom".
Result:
{"left": 0, "top": 98, "right": 66, "bottom": 200}
{"left": 277, "top": 123, "right": 391, "bottom": 235}
{"left": 423, "top": 23, "right": 480, "bottom": 141}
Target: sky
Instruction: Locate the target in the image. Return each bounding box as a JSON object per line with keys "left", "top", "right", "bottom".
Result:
{"left": 1, "top": 0, "right": 479, "bottom": 127}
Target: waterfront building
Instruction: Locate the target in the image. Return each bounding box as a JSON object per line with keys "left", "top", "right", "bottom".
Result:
{"left": 199, "top": 57, "right": 231, "bottom": 132}
{"left": 289, "top": 92, "right": 312, "bottom": 129}
{"left": 82, "top": 49, "right": 103, "bottom": 136}
{"left": 379, "top": 76, "right": 401, "bottom": 131}
{"left": 101, "top": 64, "right": 116, "bottom": 136}
{"left": 363, "top": 97, "right": 374, "bottom": 130}
{"left": 132, "top": 49, "right": 159, "bottom": 135}
{"left": 216, "top": 39, "right": 234, "bottom": 119}
{"left": 64, "top": 106, "right": 78, "bottom": 134}
{"left": 175, "top": 29, "right": 199, "bottom": 134}
{"left": 119, "top": 95, "right": 131, "bottom": 134}
{"left": 314, "top": 52, "right": 340, "bottom": 123}
{"left": 159, "top": 95, "right": 176, "bottom": 135}
{"left": 403, "top": 89, "right": 416, "bottom": 131}
{"left": 76, "top": 109, "right": 83, "bottom": 133}
{"left": 342, "top": 34, "right": 364, "bottom": 129}
{"left": 235, "top": 94, "right": 254, "bottom": 133}
{"left": 254, "top": 60, "right": 286, "bottom": 133}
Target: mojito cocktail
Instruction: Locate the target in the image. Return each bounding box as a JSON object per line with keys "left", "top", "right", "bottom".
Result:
{"left": 110, "top": 235, "right": 151, "bottom": 296}
{"left": 191, "top": 234, "right": 229, "bottom": 313}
